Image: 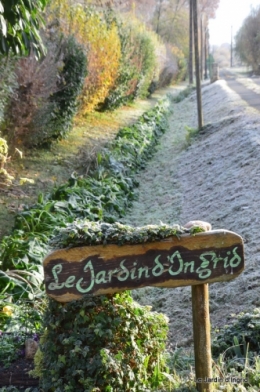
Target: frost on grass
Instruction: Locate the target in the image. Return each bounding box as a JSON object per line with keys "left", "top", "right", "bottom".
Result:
{"left": 121, "top": 79, "right": 260, "bottom": 349}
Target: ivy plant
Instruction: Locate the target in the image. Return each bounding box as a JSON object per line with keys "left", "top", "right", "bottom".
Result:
{"left": 34, "top": 292, "right": 170, "bottom": 391}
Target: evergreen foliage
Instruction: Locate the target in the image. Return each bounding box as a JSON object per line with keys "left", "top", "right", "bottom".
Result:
{"left": 0, "top": 55, "right": 17, "bottom": 125}
{"left": 101, "top": 14, "right": 158, "bottom": 110}
{"left": 35, "top": 292, "right": 169, "bottom": 391}
{"left": 212, "top": 308, "right": 260, "bottom": 360}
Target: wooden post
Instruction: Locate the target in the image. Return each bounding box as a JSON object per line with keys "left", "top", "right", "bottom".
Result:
{"left": 204, "top": 22, "right": 208, "bottom": 79}
{"left": 192, "top": 0, "right": 203, "bottom": 129}
{"left": 200, "top": 14, "right": 204, "bottom": 80}
{"left": 189, "top": 0, "right": 193, "bottom": 84}
{"left": 192, "top": 284, "right": 212, "bottom": 392}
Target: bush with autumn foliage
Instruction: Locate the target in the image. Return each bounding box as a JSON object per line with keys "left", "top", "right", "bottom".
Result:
{"left": 101, "top": 13, "right": 160, "bottom": 110}
{"left": 2, "top": 34, "right": 86, "bottom": 148}
{"left": 47, "top": 2, "right": 122, "bottom": 114}
{"left": 1, "top": 1, "right": 183, "bottom": 148}
{"left": 48, "top": 2, "right": 159, "bottom": 113}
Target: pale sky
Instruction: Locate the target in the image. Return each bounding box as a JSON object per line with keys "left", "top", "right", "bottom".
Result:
{"left": 208, "top": 0, "right": 260, "bottom": 47}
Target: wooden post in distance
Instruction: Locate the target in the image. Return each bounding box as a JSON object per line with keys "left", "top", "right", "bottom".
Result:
{"left": 192, "top": 0, "right": 203, "bottom": 129}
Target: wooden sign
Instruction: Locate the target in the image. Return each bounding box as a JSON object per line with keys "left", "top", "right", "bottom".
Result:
{"left": 43, "top": 230, "right": 244, "bottom": 303}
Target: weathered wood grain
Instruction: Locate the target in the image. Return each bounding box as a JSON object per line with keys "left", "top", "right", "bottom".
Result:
{"left": 43, "top": 230, "right": 244, "bottom": 302}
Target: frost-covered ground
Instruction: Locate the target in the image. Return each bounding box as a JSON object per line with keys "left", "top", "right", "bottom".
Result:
{"left": 122, "top": 79, "right": 260, "bottom": 349}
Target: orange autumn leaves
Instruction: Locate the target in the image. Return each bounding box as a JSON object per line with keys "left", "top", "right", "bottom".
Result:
{"left": 48, "top": 2, "right": 122, "bottom": 114}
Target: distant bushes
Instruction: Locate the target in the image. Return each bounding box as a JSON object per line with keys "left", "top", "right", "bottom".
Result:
{"left": 2, "top": 39, "right": 59, "bottom": 148}
{"left": 32, "top": 36, "right": 87, "bottom": 146}
{"left": 0, "top": 1, "right": 182, "bottom": 149}
{"left": 0, "top": 55, "right": 17, "bottom": 127}
{"left": 101, "top": 15, "right": 158, "bottom": 110}
{"left": 2, "top": 34, "right": 86, "bottom": 148}
{"left": 49, "top": 2, "right": 158, "bottom": 113}
{"left": 48, "top": 2, "right": 122, "bottom": 114}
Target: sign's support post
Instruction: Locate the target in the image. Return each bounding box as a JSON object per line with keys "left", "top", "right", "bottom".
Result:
{"left": 192, "top": 283, "right": 212, "bottom": 392}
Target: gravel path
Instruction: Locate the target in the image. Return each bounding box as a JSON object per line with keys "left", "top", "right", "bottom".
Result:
{"left": 122, "top": 79, "right": 260, "bottom": 348}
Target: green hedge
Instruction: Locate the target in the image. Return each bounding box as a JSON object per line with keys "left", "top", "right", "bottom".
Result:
{"left": 100, "top": 13, "right": 157, "bottom": 111}
{"left": 0, "top": 97, "right": 171, "bottom": 300}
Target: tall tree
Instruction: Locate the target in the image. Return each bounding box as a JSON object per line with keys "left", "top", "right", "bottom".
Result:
{"left": 0, "top": 0, "right": 48, "bottom": 58}
{"left": 154, "top": 0, "right": 165, "bottom": 34}
{"left": 235, "top": 6, "right": 260, "bottom": 73}
{"left": 152, "top": 0, "right": 189, "bottom": 56}
{"left": 198, "top": 0, "right": 219, "bottom": 18}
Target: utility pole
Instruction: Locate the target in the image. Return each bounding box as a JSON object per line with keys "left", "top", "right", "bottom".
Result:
{"left": 193, "top": 0, "right": 203, "bottom": 129}
{"left": 230, "top": 25, "right": 233, "bottom": 68}
{"left": 204, "top": 23, "right": 209, "bottom": 79}
{"left": 200, "top": 13, "right": 204, "bottom": 80}
{"left": 189, "top": 0, "right": 193, "bottom": 84}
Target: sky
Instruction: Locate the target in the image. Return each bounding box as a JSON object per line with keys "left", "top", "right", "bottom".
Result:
{"left": 208, "top": 0, "right": 260, "bottom": 47}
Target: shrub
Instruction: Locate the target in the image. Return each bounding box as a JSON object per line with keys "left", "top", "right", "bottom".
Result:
{"left": 48, "top": 1, "right": 121, "bottom": 114}
{"left": 98, "top": 13, "right": 138, "bottom": 110}
{"left": 134, "top": 30, "right": 157, "bottom": 99}
{"left": 102, "top": 15, "right": 158, "bottom": 110}
{"left": 31, "top": 35, "right": 87, "bottom": 146}
{"left": 0, "top": 298, "right": 45, "bottom": 367}
{"left": 35, "top": 292, "right": 170, "bottom": 391}
{"left": 2, "top": 32, "right": 86, "bottom": 148}
{"left": 171, "top": 46, "right": 187, "bottom": 83}
{"left": 156, "top": 44, "right": 178, "bottom": 89}
{"left": 0, "top": 55, "right": 17, "bottom": 126}
{"left": 2, "top": 36, "right": 60, "bottom": 148}
{"left": 0, "top": 137, "right": 14, "bottom": 184}
{"left": 212, "top": 308, "right": 260, "bottom": 360}
{"left": 78, "top": 11, "right": 121, "bottom": 114}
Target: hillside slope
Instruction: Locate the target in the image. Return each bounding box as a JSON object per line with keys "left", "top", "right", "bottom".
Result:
{"left": 122, "top": 79, "right": 260, "bottom": 348}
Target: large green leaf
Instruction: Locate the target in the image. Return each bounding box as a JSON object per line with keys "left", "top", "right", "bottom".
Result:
{"left": 0, "top": 0, "right": 49, "bottom": 58}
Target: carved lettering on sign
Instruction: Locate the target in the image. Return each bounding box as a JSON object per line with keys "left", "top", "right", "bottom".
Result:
{"left": 43, "top": 230, "right": 244, "bottom": 302}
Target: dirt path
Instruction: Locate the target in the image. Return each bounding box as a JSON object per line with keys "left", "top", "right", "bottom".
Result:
{"left": 122, "top": 78, "right": 260, "bottom": 349}
{"left": 220, "top": 68, "right": 260, "bottom": 111}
